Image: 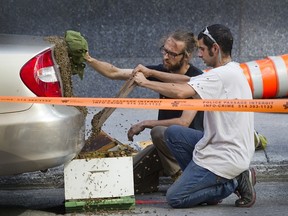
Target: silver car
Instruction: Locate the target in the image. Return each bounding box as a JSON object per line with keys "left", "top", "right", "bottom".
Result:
{"left": 0, "top": 34, "right": 85, "bottom": 176}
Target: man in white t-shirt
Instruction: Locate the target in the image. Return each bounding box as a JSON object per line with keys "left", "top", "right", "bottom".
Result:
{"left": 132, "top": 24, "right": 256, "bottom": 208}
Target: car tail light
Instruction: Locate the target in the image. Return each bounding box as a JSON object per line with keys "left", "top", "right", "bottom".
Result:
{"left": 20, "top": 49, "right": 62, "bottom": 97}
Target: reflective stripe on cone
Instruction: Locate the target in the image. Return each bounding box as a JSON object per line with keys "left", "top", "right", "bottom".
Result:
{"left": 269, "top": 55, "right": 288, "bottom": 98}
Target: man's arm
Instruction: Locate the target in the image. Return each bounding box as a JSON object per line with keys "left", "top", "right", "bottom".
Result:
{"left": 134, "top": 64, "right": 190, "bottom": 83}
{"left": 85, "top": 52, "right": 132, "bottom": 80}
{"left": 127, "top": 110, "right": 198, "bottom": 141}
{"left": 134, "top": 72, "right": 196, "bottom": 99}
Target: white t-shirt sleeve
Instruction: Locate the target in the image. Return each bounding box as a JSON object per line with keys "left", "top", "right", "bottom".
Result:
{"left": 188, "top": 72, "right": 224, "bottom": 99}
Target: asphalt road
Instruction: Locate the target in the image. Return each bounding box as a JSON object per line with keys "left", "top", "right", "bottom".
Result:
{"left": 0, "top": 181, "right": 287, "bottom": 216}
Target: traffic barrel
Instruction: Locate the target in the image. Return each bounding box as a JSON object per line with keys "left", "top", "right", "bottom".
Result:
{"left": 240, "top": 54, "right": 288, "bottom": 99}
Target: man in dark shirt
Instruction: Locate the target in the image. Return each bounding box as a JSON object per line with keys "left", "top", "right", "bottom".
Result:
{"left": 147, "top": 64, "right": 203, "bottom": 130}
{"left": 85, "top": 30, "right": 204, "bottom": 193}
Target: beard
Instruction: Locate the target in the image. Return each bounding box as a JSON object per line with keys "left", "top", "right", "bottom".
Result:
{"left": 163, "top": 55, "right": 185, "bottom": 73}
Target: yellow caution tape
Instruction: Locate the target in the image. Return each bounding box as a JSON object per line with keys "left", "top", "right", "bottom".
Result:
{"left": 0, "top": 96, "right": 287, "bottom": 113}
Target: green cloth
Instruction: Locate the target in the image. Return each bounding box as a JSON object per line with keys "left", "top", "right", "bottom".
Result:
{"left": 254, "top": 131, "right": 268, "bottom": 150}
{"left": 65, "top": 30, "right": 88, "bottom": 79}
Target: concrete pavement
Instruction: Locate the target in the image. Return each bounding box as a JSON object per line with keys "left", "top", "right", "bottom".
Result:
{"left": 0, "top": 109, "right": 287, "bottom": 216}
{"left": 100, "top": 108, "right": 288, "bottom": 181}
{"left": 0, "top": 110, "right": 286, "bottom": 190}
{"left": 251, "top": 112, "right": 288, "bottom": 181}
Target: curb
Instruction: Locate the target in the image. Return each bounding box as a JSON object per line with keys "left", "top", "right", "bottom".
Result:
{"left": 0, "top": 163, "right": 287, "bottom": 190}
{"left": 252, "top": 163, "right": 288, "bottom": 181}
{"left": 159, "top": 163, "right": 288, "bottom": 186}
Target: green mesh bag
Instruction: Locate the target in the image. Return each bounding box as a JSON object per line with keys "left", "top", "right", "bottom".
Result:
{"left": 65, "top": 30, "right": 88, "bottom": 79}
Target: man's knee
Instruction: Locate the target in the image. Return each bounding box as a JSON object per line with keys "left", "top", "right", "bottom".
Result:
{"left": 166, "top": 188, "right": 183, "bottom": 208}
{"left": 164, "top": 125, "right": 182, "bottom": 141}
{"left": 150, "top": 126, "right": 166, "bottom": 141}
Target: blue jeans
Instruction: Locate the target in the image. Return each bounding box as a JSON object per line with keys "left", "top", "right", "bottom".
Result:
{"left": 164, "top": 125, "right": 238, "bottom": 208}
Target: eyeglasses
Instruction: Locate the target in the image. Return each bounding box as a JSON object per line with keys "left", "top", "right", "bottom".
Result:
{"left": 160, "top": 46, "right": 184, "bottom": 59}
{"left": 202, "top": 27, "right": 217, "bottom": 44}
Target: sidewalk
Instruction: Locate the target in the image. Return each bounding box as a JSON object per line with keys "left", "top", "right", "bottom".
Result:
{"left": 0, "top": 110, "right": 286, "bottom": 188}
{"left": 100, "top": 109, "right": 288, "bottom": 181}
{"left": 71, "top": 108, "right": 288, "bottom": 216}
{"left": 251, "top": 112, "right": 288, "bottom": 181}
{"left": 0, "top": 109, "right": 287, "bottom": 216}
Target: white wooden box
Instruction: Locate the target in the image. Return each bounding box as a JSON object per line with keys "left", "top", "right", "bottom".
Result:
{"left": 64, "top": 157, "right": 134, "bottom": 200}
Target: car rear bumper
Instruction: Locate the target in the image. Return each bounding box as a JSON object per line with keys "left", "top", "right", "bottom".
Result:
{"left": 0, "top": 104, "right": 85, "bottom": 176}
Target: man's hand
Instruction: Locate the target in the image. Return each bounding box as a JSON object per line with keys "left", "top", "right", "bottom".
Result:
{"left": 84, "top": 52, "right": 93, "bottom": 63}
{"left": 133, "top": 72, "right": 148, "bottom": 87}
{"left": 127, "top": 122, "right": 145, "bottom": 141}
{"left": 133, "top": 64, "right": 152, "bottom": 78}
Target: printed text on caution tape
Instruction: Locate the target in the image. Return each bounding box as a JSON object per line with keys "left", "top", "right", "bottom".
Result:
{"left": 0, "top": 96, "right": 287, "bottom": 113}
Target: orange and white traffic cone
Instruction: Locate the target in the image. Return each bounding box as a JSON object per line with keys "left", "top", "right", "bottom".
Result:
{"left": 240, "top": 54, "right": 288, "bottom": 99}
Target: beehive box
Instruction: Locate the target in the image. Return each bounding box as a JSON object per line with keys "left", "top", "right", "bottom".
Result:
{"left": 64, "top": 156, "right": 135, "bottom": 212}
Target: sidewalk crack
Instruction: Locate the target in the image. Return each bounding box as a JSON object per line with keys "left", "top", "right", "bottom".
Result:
{"left": 263, "top": 149, "right": 270, "bottom": 163}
